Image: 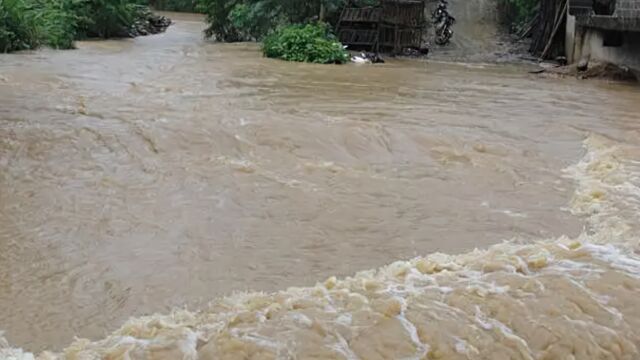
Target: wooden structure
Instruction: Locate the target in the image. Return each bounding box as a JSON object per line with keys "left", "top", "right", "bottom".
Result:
{"left": 336, "top": 0, "right": 426, "bottom": 54}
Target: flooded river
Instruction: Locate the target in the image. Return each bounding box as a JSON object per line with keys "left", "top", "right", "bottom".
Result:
{"left": 2, "top": 13, "right": 640, "bottom": 359}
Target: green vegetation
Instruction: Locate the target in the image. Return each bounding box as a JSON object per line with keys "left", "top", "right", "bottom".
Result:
{"left": 76, "top": 0, "right": 144, "bottom": 38}
{"left": 200, "top": 0, "right": 347, "bottom": 42}
{"left": 33, "top": 0, "right": 80, "bottom": 49}
{"left": 1, "top": 0, "right": 164, "bottom": 53}
{"left": 509, "top": 0, "right": 538, "bottom": 23}
{"left": 499, "top": 0, "right": 539, "bottom": 30}
{"left": 150, "top": 0, "right": 200, "bottom": 12}
{"left": 262, "top": 23, "right": 348, "bottom": 64}
{"left": 199, "top": 0, "right": 358, "bottom": 64}
{"left": 1, "top": 0, "right": 40, "bottom": 52}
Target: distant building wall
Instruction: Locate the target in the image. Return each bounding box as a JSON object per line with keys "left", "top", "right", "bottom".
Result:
{"left": 616, "top": 0, "right": 640, "bottom": 19}
{"left": 574, "top": 28, "right": 640, "bottom": 69}
{"left": 566, "top": 0, "right": 640, "bottom": 70}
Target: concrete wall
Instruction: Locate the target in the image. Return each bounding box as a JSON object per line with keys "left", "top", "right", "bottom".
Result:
{"left": 569, "top": 26, "right": 640, "bottom": 70}
{"left": 583, "top": 29, "right": 640, "bottom": 69}
{"left": 566, "top": 14, "right": 578, "bottom": 60}
{"left": 615, "top": 0, "right": 640, "bottom": 18}
{"left": 566, "top": 0, "right": 640, "bottom": 70}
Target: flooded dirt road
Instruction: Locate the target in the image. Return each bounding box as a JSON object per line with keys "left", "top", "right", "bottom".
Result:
{"left": 1, "top": 13, "right": 640, "bottom": 358}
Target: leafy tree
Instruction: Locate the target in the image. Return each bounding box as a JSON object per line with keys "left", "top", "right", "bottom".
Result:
{"left": 201, "top": 0, "right": 348, "bottom": 41}
{"left": 150, "top": 0, "right": 200, "bottom": 12}
{"left": 500, "top": 0, "right": 539, "bottom": 29}
{"left": 73, "top": 0, "right": 143, "bottom": 38}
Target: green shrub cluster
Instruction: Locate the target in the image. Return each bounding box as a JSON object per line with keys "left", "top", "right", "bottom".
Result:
{"left": 1, "top": 0, "right": 157, "bottom": 53}
{"left": 77, "top": 0, "right": 145, "bottom": 38}
{"left": 499, "top": 0, "right": 539, "bottom": 30}
{"left": 32, "top": 0, "right": 83, "bottom": 49}
{"left": 150, "top": 0, "right": 200, "bottom": 12}
{"left": 198, "top": 0, "right": 373, "bottom": 64}
{"left": 262, "top": 23, "right": 348, "bottom": 64}
{"left": 0, "top": 0, "right": 39, "bottom": 52}
{"left": 200, "top": 0, "right": 349, "bottom": 42}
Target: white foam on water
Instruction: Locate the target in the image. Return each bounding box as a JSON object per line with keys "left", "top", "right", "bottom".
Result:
{"left": 3, "top": 134, "right": 640, "bottom": 359}
{"left": 0, "top": 335, "right": 34, "bottom": 360}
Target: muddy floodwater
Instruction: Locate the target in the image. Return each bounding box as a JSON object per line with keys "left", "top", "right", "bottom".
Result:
{"left": 1, "top": 13, "right": 640, "bottom": 359}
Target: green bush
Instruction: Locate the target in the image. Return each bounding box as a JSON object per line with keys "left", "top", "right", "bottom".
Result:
{"left": 500, "top": 0, "right": 538, "bottom": 30}
{"left": 150, "top": 0, "right": 200, "bottom": 12}
{"left": 74, "top": 0, "right": 142, "bottom": 38}
{"left": 1, "top": 0, "right": 161, "bottom": 53}
{"left": 201, "top": 0, "right": 348, "bottom": 42}
{"left": 31, "top": 0, "right": 82, "bottom": 49}
{"left": 227, "top": 2, "right": 287, "bottom": 40}
{"left": 262, "top": 23, "right": 348, "bottom": 64}
{"left": 201, "top": 0, "right": 244, "bottom": 41}
{"left": 0, "top": 0, "right": 39, "bottom": 52}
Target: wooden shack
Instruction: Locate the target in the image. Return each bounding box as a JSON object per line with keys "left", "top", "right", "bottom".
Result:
{"left": 336, "top": 0, "right": 426, "bottom": 54}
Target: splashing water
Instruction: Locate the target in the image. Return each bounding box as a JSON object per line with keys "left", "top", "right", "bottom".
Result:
{"left": 3, "top": 134, "right": 640, "bottom": 360}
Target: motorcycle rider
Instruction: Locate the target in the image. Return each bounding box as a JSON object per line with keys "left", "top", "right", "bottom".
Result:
{"left": 432, "top": 0, "right": 455, "bottom": 46}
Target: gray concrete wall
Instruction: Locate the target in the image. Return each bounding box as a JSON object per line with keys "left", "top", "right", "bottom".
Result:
{"left": 615, "top": 0, "right": 640, "bottom": 18}
{"left": 571, "top": 27, "right": 640, "bottom": 70}
{"left": 566, "top": 14, "right": 578, "bottom": 61}
{"left": 566, "top": 0, "right": 640, "bottom": 70}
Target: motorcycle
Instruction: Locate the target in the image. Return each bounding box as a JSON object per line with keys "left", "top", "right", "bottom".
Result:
{"left": 432, "top": 0, "right": 455, "bottom": 46}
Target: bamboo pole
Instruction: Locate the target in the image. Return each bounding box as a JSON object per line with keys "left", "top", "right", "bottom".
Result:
{"left": 319, "top": 1, "right": 326, "bottom": 22}
{"left": 540, "top": 0, "right": 568, "bottom": 59}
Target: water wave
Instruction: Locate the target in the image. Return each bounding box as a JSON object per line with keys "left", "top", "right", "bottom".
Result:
{"left": 2, "top": 134, "right": 640, "bottom": 360}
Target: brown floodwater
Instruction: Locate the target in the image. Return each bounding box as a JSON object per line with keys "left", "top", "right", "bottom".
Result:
{"left": 1, "top": 13, "right": 640, "bottom": 358}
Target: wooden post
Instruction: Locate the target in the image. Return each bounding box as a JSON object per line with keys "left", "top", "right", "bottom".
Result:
{"left": 319, "top": 1, "right": 326, "bottom": 22}
{"left": 394, "top": 0, "right": 400, "bottom": 54}
{"left": 541, "top": 0, "right": 568, "bottom": 59}
{"left": 335, "top": 4, "right": 346, "bottom": 33}
{"left": 376, "top": 2, "right": 382, "bottom": 54}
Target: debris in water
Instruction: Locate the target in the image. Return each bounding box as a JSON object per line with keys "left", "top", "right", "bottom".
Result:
{"left": 351, "top": 52, "right": 385, "bottom": 64}
{"left": 541, "top": 61, "right": 638, "bottom": 82}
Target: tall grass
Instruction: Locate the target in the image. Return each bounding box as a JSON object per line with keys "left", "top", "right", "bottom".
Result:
{"left": 76, "top": 0, "right": 143, "bottom": 38}
{"left": 0, "top": 0, "right": 39, "bottom": 52}
{"left": 150, "top": 0, "right": 200, "bottom": 12}
{"left": 499, "top": 0, "right": 539, "bottom": 30}
{"left": 1, "top": 0, "right": 155, "bottom": 53}
{"left": 31, "top": 0, "right": 81, "bottom": 49}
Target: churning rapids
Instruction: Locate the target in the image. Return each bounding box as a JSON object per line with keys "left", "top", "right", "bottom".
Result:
{"left": 1, "top": 12, "right": 640, "bottom": 360}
